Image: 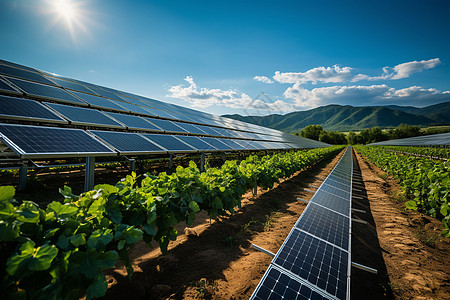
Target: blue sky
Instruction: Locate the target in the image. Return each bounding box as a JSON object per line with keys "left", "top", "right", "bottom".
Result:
{"left": 1, "top": 0, "right": 449, "bottom": 116}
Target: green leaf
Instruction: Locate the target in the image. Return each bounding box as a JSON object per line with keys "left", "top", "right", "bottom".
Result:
{"left": 80, "top": 250, "right": 118, "bottom": 279}
{"left": 47, "top": 202, "right": 78, "bottom": 220}
{"left": 70, "top": 233, "right": 87, "bottom": 247}
{"left": 86, "top": 274, "right": 108, "bottom": 300}
{"left": 0, "top": 186, "right": 15, "bottom": 202}
{"left": 94, "top": 184, "right": 118, "bottom": 196}
{"left": 59, "top": 185, "right": 78, "bottom": 200}
{"left": 87, "top": 229, "right": 113, "bottom": 250}
{"left": 405, "top": 200, "right": 418, "bottom": 210}
{"left": 0, "top": 220, "right": 20, "bottom": 241}
{"left": 143, "top": 223, "right": 156, "bottom": 236}
{"left": 16, "top": 201, "right": 40, "bottom": 223}
{"left": 7, "top": 241, "right": 58, "bottom": 275}
{"left": 28, "top": 244, "right": 59, "bottom": 271}
{"left": 188, "top": 201, "right": 200, "bottom": 213}
{"left": 115, "top": 224, "right": 143, "bottom": 244}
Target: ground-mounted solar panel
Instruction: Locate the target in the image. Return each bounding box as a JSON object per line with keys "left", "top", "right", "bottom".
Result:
{"left": 145, "top": 118, "right": 187, "bottom": 133}
{"left": 105, "top": 112, "right": 163, "bottom": 132}
{"left": 141, "top": 133, "right": 196, "bottom": 153}
{"left": 251, "top": 265, "right": 329, "bottom": 300}
{"left": 0, "top": 95, "right": 67, "bottom": 124}
{"left": 79, "top": 83, "right": 125, "bottom": 102}
{"left": 0, "top": 64, "right": 57, "bottom": 86}
{"left": 5, "top": 77, "right": 87, "bottom": 105}
{"left": 273, "top": 229, "right": 349, "bottom": 300}
{"left": 0, "top": 76, "right": 22, "bottom": 96}
{"left": 369, "top": 132, "right": 450, "bottom": 146}
{"left": 295, "top": 203, "right": 350, "bottom": 250}
{"left": 70, "top": 91, "right": 127, "bottom": 112}
{"left": 44, "top": 102, "right": 124, "bottom": 128}
{"left": 175, "top": 135, "right": 217, "bottom": 151}
{"left": 235, "top": 139, "right": 260, "bottom": 150}
{"left": 212, "top": 127, "right": 237, "bottom": 138}
{"left": 111, "top": 100, "right": 157, "bottom": 116}
{"left": 310, "top": 191, "right": 350, "bottom": 217}
{"left": 322, "top": 178, "right": 351, "bottom": 193}
{"left": 199, "top": 137, "right": 233, "bottom": 151}
{"left": 172, "top": 121, "right": 207, "bottom": 135}
{"left": 195, "top": 124, "right": 221, "bottom": 136}
{"left": 0, "top": 59, "right": 40, "bottom": 73}
{"left": 90, "top": 130, "right": 166, "bottom": 155}
{"left": 319, "top": 183, "right": 351, "bottom": 200}
{"left": 142, "top": 106, "right": 179, "bottom": 120}
{"left": 46, "top": 76, "right": 97, "bottom": 95}
{"left": 0, "top": 123, "right": 116, "bottom": 158}
{"left": 218, "top": 138, "right": 247, "bottom": 150}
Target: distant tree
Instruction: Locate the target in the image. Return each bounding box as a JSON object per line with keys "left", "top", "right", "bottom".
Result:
{"left": 319, "top": 131, "right": 347, "bottom": 145}
{"left": 347, "top": 131, "right": 357, "bottom": 145}
{"left": 391, "top": 124, "right": 421, "bottom": 139}
{"left": 300, "top": 125, "right": 324, "bottom": 141}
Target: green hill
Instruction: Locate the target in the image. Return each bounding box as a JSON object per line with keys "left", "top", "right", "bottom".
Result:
{"left": 223, "top": 102, "right": 450, "bottom": 132}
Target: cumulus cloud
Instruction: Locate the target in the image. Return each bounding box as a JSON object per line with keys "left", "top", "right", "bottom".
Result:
{"left": 273, "top": 65, "right": 354, "bottom": 84}
{"left": 283, "top": 83, "right": 450, "bottom": 108}
{"left": 353, "top": 58, "right": 441, "bottom": 81}
{"left": 253, "top": 75, "right": 274, "bottom": 84}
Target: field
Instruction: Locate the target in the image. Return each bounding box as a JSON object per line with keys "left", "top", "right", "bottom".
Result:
{"left": 1, "top": 147, "right": 449, "bottom": 299}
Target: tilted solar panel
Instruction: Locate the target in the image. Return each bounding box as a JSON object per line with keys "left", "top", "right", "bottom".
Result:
{"left": 0, "top": 95, "right": 67, "bottom": 124}
{"left": 70, "top": 91, "right": 127, "bottom": 112}
{"left": 0, "top": 123, "right": 115, "bottom": 158}
{"left": 46, "top": 76, "right": 97, "bottom": 95}
{"left": 104, "top": 112, "right": 163, "bottom": 132}
{"left": 175, "top": 135, "right": 217, "bottom": 151}
{"left": 198, "top": 137, "right": 233, "bottom": 150}
{"left": 0, "top": 76, "right": 22, "bottom": 96}
{"left": 309, "top": 191, "right": 350, "bottom": 217}
{"left": 0, "top": 64, "right": 57, "bottom": 86}
{"left": 141, "top": 133, "right": 196, "bottom": 153}
{"left": 146, "top": 118, "right": 187, "bottom": 133}
{"left": 5, "top": 77, "right": 86, "bottom": 105}
{"left": 90, "top": 130, "right": 166, "bottom": 155}
{"left": 44, "top": 102, "right": 124, "bottom": 128}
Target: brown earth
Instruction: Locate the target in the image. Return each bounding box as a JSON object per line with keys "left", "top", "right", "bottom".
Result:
{"left": 101, "top": 148, "right": 450, "bottom": 300}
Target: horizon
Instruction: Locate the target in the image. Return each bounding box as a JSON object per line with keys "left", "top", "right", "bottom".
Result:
{"left": 1, "top": 0, "right": 449, "bottom": 117}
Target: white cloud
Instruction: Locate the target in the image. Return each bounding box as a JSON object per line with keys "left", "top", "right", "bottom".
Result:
{"left": 353, "top": 58, "right": 441, "bottom": 81}
{"left": 253, "top": 75, "right": 274, "bottom": 84}
{"left": 273, "top": 65, "right": 354, "bottom": 84}
{"left": 283, "top": 83, "right": 450, "bottom": 108}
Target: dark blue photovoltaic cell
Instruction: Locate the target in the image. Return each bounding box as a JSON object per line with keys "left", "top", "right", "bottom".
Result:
{"left": 175, "top": 135, "right": 217, "bottom": 151}
{"left": 0, "top": 64, "right": 57, "bottom": 86}
{"left": 141, "top": 106, "right": 178, "bottom": 120}
{"left": 0, "top": 123, "right": 115, "bottom": 157}
{"left": 5, "top": 77, "right": 86, "bottom": 105}
{"left": 0, "top": 95, "right": 67, "bottom": 123}
{"left": 319, "top": 184, "right": 350, "bottom": 200}
{"left": 70, "top": 91, "right": 127, "bottom": 111}
{"left": 251, "top": 266, "right": 327, "bottom": 300}
{"left": 141, "top": 133, "right": 195, "bottom": 152}
{"left": 322, "top": 178, "right": 350, "bottom": 193}
{"left": 235, "top": 140, "right": 259, "bottom": 150}
{"left": 295, "top": 203, "right": 350, "bottom": 250}
{"left": 45, "top": 102, "right": 124, "bottom": 128}
{"left": 105, "top": 112, "right": 163, "bottom": 132}
{"left": 112, "top": 100, "right": 155, "bottom": 116}
{"left": 46, "top": 76, "right": 97, "bottom": 94}
{"left": 219, "top": 138, "right": 247, "bottom": 150}
{"left": 310, "top": 191, "right": 350, "bottom": 216}
{"left": 199, "top": 137, "right": 233, "bottom": 150}
{"left": 172, "top": 122, "right": 206, "bottom": 135}
{"left": 274, "top": 230, "right": 348, "bottom": 300}
{"left": 90, "top": 131, "right": 165, "bottom": 154}
{"left": 80, "top": 83, "right": 124, "bottom": 101}
{"left": 146, "top": 118, "right": 187, "bottom": 133}
{"left": 0, "top": 77, "right": 22, "bottom": 95}
{"left": 195, "top": 124, "right": 221, "bottom": 136}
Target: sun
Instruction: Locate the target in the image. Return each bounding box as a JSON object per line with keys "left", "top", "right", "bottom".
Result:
{"left": 52, "top": 0, "right": 78, "bottom": 22}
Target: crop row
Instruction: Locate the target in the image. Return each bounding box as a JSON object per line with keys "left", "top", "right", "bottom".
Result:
{"left": 0, "top": 146, "right": 343, "bottom": 300}
{"left": 354, "top": 146, "right": 449, "bottom": 237}
{"left": 377, "top": 145, "right": 450, "bottom": 160}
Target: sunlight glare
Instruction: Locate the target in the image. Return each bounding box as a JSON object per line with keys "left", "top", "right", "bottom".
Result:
{"left": 53, "top": 0, "right": 77, "bottom": 22}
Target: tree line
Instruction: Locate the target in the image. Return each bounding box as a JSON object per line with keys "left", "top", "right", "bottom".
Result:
{"left": 296, "top": 124, "right": 450, "bottom": 145}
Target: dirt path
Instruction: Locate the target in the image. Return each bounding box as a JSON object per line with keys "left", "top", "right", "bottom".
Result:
{"left": 102, "top": 148, "right": 450, "bottom": 300}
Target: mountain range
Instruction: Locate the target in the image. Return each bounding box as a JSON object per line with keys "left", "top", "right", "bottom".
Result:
{"left": 223, "top": 101, "right": 450, "bottom": 132}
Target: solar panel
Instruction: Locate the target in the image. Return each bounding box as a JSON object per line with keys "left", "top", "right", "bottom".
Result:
{"left": 0, "top": 123, "right": 115, "bottom": 158}
{"left": 112, "top": 100, "right": 157, "bottom": 116}
{"left": 172, "top": 122, "right": 207, "bottom": 135}
{"left": 70, "top": 91, "right": 127, "bottom": 112}
{"left": 5, "top": 77, "right": 87, "bottom": 105}
{"left": 141, "top": 106, "right": 179, "bottom": 120}
{"left": 0, "top": 77, "right": 22, "bottom": 96}
{"left": 0, "top": 64, "right": 57, "bottom": 86}
{"left": 309, "top": 191, "right": 350, "bottom": 217}
{"left": 78, "top": 83, "right": 125, "bottom": 101}
{"left": 295, "top": 203, "right": 350, "bottom": 250}
{"left": 44, "top": 102, "right": 124, "bottom": 128}
{"left": 218, "top": 138, "right": 247, "bottom": 150}
{"left": 145, "top": 118, "right": 187, "bottom": 133}
{"left": 273, "top": 229, "right": 348, "bottom": 300}
{"left": 369, "top": 132, "right": 450, "bottom": 146}
{"left": 141, "top": 133, "right": 196, "bottom": 153}
{"left": 0, "top": 95, "right": 67, "bottom": 124}
{"left": 251, "top": 265, "right": 328, "bottom": 300}
{"left": 105, "top": 112, "right": 163, "bottom": 132}
{"left": 199, "top": 137, "right": 233, "bottom": 150}
{"left": 235, "top": 139, "right": 259, "bottom": 150}
{"left": 46, "top": 76, "right": 97, "bottom": 95}
{"left": 175, "top": 135, "right": 217, "bottom": 151}
{"left": 90, "top": 130, "right": 166, "bottom": 155}
{"left": 195, "top": 124, "right": 221, "bottom": 136}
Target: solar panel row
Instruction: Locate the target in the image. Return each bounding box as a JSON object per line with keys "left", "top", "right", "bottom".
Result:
{"left": 251, "top": 147, "right": 353, "bottom": 300}
{"left": 368, "top": 132, "right": 450, "bottom": 146}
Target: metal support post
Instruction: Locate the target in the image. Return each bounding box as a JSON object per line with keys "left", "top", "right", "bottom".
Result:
{"left": 352, "top": 218, "right": 368, "bottom": 225}
{"left": 169, "top": 154, "right": 174, "bottom": 168}
{"left": 200, "top": 153, "right": 205, "bottom": 172}
{"left": 304, "top": 189, "right": 316, "bottom": 193}
{"left": 297, "top": 198, "right": 309, "bottom": 203}
{"left": 84, "top": 157, "right": 95, "bottom": 192}
{"left": 351, "top": 208, "right": 366, "bottom": 214}
{"left": 129, "top": 159, "right": 136, "bottom": 172}
{"left": 251, "top": 244, "right": 275, "bottom": 258}
{"left": 351, "top": 262, "right": 378, "bottom": 274}
{"left": 18, "top": 164, "right": 28, "bottom": 191}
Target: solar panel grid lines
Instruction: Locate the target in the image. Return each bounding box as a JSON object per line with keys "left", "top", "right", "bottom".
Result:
{"left": 175, "top": 135, "right": 219, "bottom": 152}
{"left": 0, "top": 123, "right": 116, "bottom": 158}
{"left": 309, "top": 192, "right": 350, "bottom": 217}
{"left": 104, "top": 112, "right": 164, "bottom": 132}
{"left": 0, "top": 76, "right": 22, "bottom": 96}
{"left": 199, "top": 137, "right": 234, "bottom": 151}
{"left": 0, "top": 95, "right": 68, "bottom": 124}
{"left": 141, "top": 133, "right": 196, "bottom": 153}
{"left": 294, "top": 202, "right": 350, "bottom": 250}
{"left": 44, "top": 102, "right": 125, "bottom": 129}
{"left": 67, "top": 91, "right": 128, "bottom": 112}
{"left": 368, "top": 132, "right": 450, "bottom": 146}
{"left": 0, "top": 64, "right": 58, "bottom": 86}
{"left": 45, "top": 76, "right": 99, "bottom": 95}
{"left": 4, "top": 76, "right": 87, "bottom": 106}
{"left": 251, "top": 265, "right": 330, "bottom": 300}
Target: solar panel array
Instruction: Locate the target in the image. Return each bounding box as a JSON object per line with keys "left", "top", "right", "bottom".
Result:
{"left": 368, "top": 132, "right": 450, "bottom": 146}
{"left": 251, "top": 146, "right": 353, "bottom": 300}
{"left": 0, "top": 59, "right": 330, "bottom": 159}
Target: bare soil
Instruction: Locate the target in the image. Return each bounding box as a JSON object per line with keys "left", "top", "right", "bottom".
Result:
{"left": 100, "top": 148, "right": 450, "bottom": 300}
